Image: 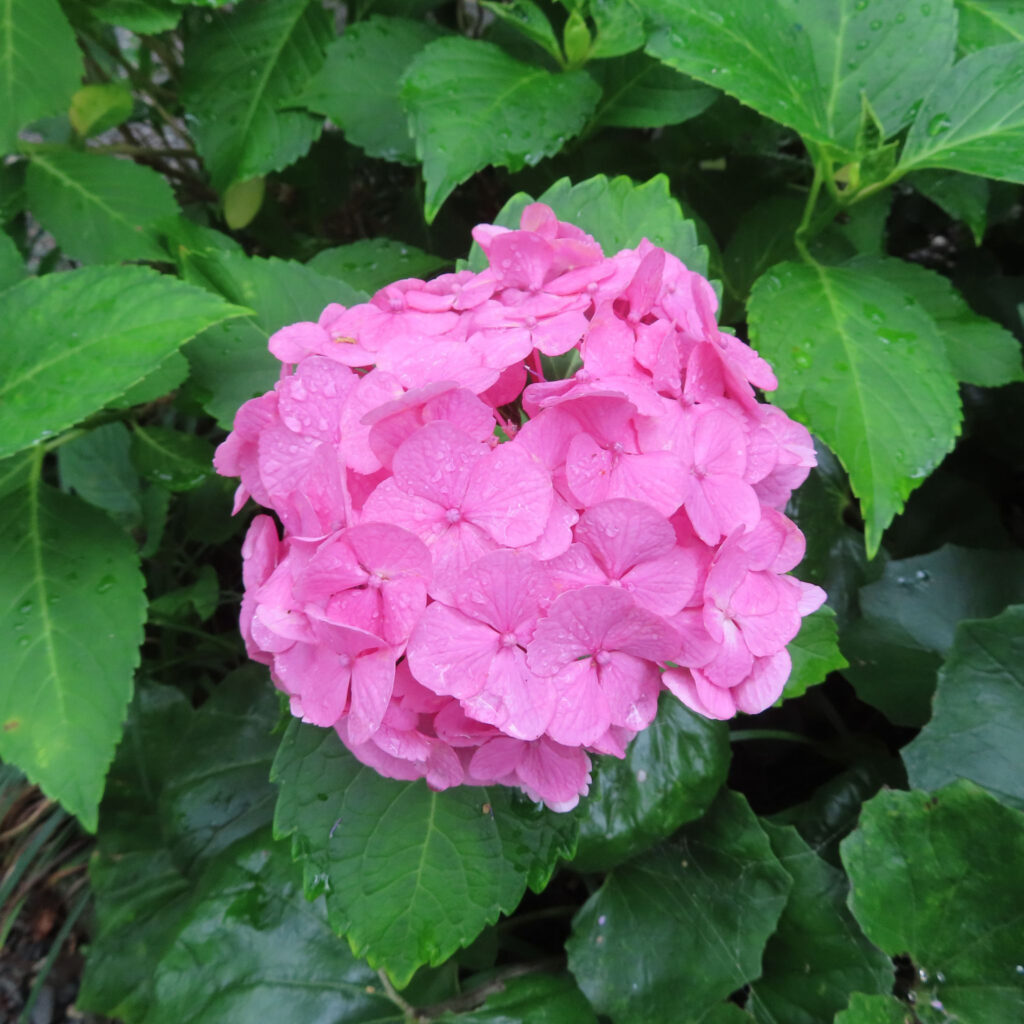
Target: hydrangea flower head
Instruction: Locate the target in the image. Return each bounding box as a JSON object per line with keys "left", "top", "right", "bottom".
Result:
{"left": 216, "top": 203, "right": 825, "bottom": 811}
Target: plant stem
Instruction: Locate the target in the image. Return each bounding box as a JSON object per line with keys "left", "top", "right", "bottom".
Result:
{"left": 729, "top": 728, "right": 818, "bottom": 746}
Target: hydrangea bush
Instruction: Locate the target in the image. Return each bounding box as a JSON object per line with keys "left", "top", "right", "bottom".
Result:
{"left": 0, "top": 1, "right": 1022, "bottom": 1022}
{"left": 215, "top": 204, "right": 824, "bottom": 810}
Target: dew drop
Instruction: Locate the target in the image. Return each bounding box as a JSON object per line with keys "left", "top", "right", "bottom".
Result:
{"left": 927, "top": 113, "right": 952, "bottom": 136}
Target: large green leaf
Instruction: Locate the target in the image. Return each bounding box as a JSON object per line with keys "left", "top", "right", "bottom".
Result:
{"left": 26, "top": 150, "right": 179, "bottom": 264}
{"left": 472, "top": 173, "right": 708, "bottom": 277}
{"left": 0, "top": 478, "right": 145, "bottom": 830}
{"left": 0, "top": 265, "right": 247, "bottom": 459}
{"left": 58, "top": 422, "right": 143, "bottom": 529}
{"left": 835, "top": 993, "right": 917, "bottom": 1024}
{"left": 898, "top": 42, "right": 1024, "bottom": 183}
{"left": 852, "top": 256, "right": 1023, "bottom": 387}
{"left": 567, "top": 790, "right": 792, "bottom": 1024}
{"left": 78, "top": 0, "right": 182, "bottom": 34}
{"left": 272, "top": 720, "right": 576, "bottom": 987}
{"left": 644, "top": 0, "right": 956, "bottom": 155}
{"left": 401, "top": 37, "right": 601, "bottom": 221}
{"left": 296, "top": 16, "right": 442, "bottom": 164}
{"left": 908, "top": 169, "right": 989, "bottom": 244}
{"left": 130, "top": 425, "right": 214, "bottom": 493}
{"left": 841, "top": 545, "right": 1024, "bottom": 725}
{"left": 571, "top": 692, "right": 730, "bottom": 872}
{"left": 438, "top": 973, "right": 597, "bottom": 1023}
{"left": 0, "top": 0, "right": 83, "bottom": 153}
{"left": 747, "top": 261, "right": 962, "bottom": 555}
{"left": 181, "top": 0, "right": 332, "bottom": 190}
{"left": 309, "top": 238, "right": 448, "bottom": 293}
{"left": 956, "top": 0, "right": 1024, "bottom": 53}
{"left": 0, "top": 229, "right": 24, "bottom": 290}
{"left": 781, "top": 605, "right": 848, "bottom": 702}
{"left": 748, "top": 822, "right": 891, "bottom": 1024}
{"left": 182, "top": 252, "right": 363, "bottom": 428}
{"left": 841, "top": 781, "right": 1024, "bottom": 1023}
{"left": 902, "top": 606, "right": 1024, "bottom": 809}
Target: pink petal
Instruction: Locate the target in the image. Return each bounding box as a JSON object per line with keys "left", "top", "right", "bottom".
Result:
{"left": 462, "top": 444, "right": 552, "bottom": 547}
{"left": 546, "top": 660, "right": 611, "bottom": 747}
{"left": 406, "top": 602, "right": 497, "bottom": 699}
{"left": 347, "top": 647, "right": 398, "bottom": 745}
{"left": 515, "top": 738, "right": 592, "bottom": 811}
{"left": 732, "top": 651, "right": 792, "bottom": 715}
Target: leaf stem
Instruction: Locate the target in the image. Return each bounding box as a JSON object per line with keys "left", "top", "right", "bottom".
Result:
{"left": 376, "top": 970, "right": 417, "bottom": 1020}
{"left": 794, "top": 160, "right": 824, "bottom": 264}
{"left": 729, "top": 728, "right": 818, "bottom": 746}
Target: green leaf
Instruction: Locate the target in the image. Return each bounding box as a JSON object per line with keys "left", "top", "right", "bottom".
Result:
{"left": 780, "top": 605, "right": 848, "bottom": 703}
{"left": 182, "top": 252, "right": 363, "bottom": 428}
{"left": 79, "top": 0, "right": 182, "bottom": 33}
{"left": 852, "top": 256, "right": 1023, "bottom": 387}
{"left": 898, "top": 42, "right": 1024, "bottom": 183}
{"left": 0, "top": 265, "right": 247, "bottom": 459}
{"left": 401, "top": 37, "right": 601, "bottom": 221}
{"left": 69, "top": 83, "right": 134, "bottom": 138}
{"left": 722, "top": 195, "right": 802, "bottom": 302}
{"left": 588, "top": 0, "right": 646, "bottom": 59}
{"left": 590, "top": 52, "right": 718, "bottom": 129}
{"left": 58, "top": 422, "right": 143, "bottom": 529}
{"left": 835, "top": 993, "right": 917, "bottom": 1024}
{"left": 0, "top": 0, "right": 83, "bottom": 153}
{"left": 747, "top": 261, "right": 962, "bottom": 556}
{"left": 908, "top": 168, "right": 989, "bottom": 244}
{"left": 110, "top": 351, "right": 191, "bottom": 409}
{"left": 748, "top": 822, "right": 891, "bottom": 1024}
{"left": 644, "top": 0, "right": 956, "bottom": 155}
{"left": 272, "top": 720, "right": 576, "bottom": 987}
{"left": 26, "top": 150, "right": 180, "bottom": 264}
{"left": 473, "top": 173, "right": 708, "bottom": 277}
{"left": 903, "top": 606, "right": 1024, "bottom": 810}
{"left": 955, "top": 0, "right": 1024, "bottom": 55}
{"left": 841, "top": 781, "right": 1024, "bottom": 1024}
{"left": 296, "top": 16, "right": 441, "bottom": 165}
{"left": 130, "top": 425, "right": 214, "bottom": 493}
{"left": 571, "top": 692, "right": 730, "bottom": 872}
{"left": 480, "top": 1, "right": 564, "bottom": 63}
{"left": 148, "top": 564, "right": 219, "bottom": 623}
{"left": 0, "top": 450, "right": 34, "bottom": 500}
{"left": 309, "top": 238, "right": 449, "bottom": 292}
{"left": 841, "top": 545, "right": 1024, "bottom": 725}
{"left": 438, "top": 973, "right": 598, "bottom": 1023}
{"left": 0, "top": 228, "right": 25, "bottom": 291}
{"left": 222, "top": 176, "right": 265, "bottom": 231}
{"left": 567, "top": 790, "right": 792, "bottom": 1024}
{"left": 0, "top": 479, "right": 145, "bottom": 830}
{"left": 181, "top": 0, "right": 332, "bottom": 190}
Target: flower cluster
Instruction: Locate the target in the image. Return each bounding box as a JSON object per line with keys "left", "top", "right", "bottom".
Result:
{"left": 215, "top": 204, "right": 825, "bottom": 811}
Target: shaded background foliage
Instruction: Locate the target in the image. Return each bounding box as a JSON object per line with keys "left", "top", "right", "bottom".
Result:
{"left": 0, "top": 0, "right": 1022, "bottom": 1021}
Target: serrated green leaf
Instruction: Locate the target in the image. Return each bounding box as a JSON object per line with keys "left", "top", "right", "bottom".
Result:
{"left": 0, "top": 479, "right": 145, "bottom": 830}
{"left": 130, "top": 425, "right": 214, "bottom": 492}
{"left": 781, "top": 605, "right": 847, "bottom": 703}
{"left": 908, "top": 168, "right": 989, "bottom": 244}
{"left": 571, "top": 692, "right": 730, "bottom": 872}
{"left": 272, "top": 720, "right": 576, "bottom": 987}
{"left": 309, "top": 238, "right": 448, "bottom": 292}
{"left": 181, "top": 0, "right": 332, "bottom": 190}
{"left": 182, "top": 252, "right": 364, "bottom": 428}
{"left": 0, "top": 0, "right": 83, "bottom": 153}
{"left": 473, "top": 173, "right": 708, "bottom": 277}
{"left": 295, "top": 16, "right": 441, "bottom": 165}
{"left": 401, "top": 37, "right": 601, "bottom": 221}
{"left": 567, "top": 790, "right": 792, "bottom": 1024}
{"left": 842, "top": 545, "right": 1024, "bottom": 725}
{"left": 588, "top": 0, "right": 646, "bottom": 59}
{"left": 69, "top": 83, "right": 134, "bottom": 138}
{"left": 644, "top": 0, "right": 956, "bottom": 156}
{"left": 748, "top": 822, "right": 891, "bottom": 1024}
{"left": 480, "top": 1, "right": 563, "bottom": 63}
{"left": 747, "top": 261, "right": 962, "bottom": 556}
{"left": 853, "top": 256, "right": 1023, "bottom": 387}
{"left": 955, "top": 0, "right": 1024, "bottom": 55}
{"left": 841, "top": 781, "right": 1024, "bottom": 1024}
{"left": 58, "top": 422, "right": 143, "bottom": 529}
{"left": 437, "top": 973, "right": 597, "bottom": 1023}
{"left": 899, "top": 42, "right": 1024, "bottom": 182}
{"left": 0, "top": 265, "right": 247, "bottom": 459}
{"left": 903, "top": 606, "right": 1024, "bottom": 809}
{"left": 110, "top": 351, "right": 191, "bottom": 409}
{"left": 26, "top": 150, "right": 180, "bottom": 264}
{"left": 835, "top": 993, "right": 917, "bottom": 1024}
{"left": 590, "top": 52, "right": 718, "bottom": 129}
{"left": 0, "top": 228, "right": 24, "bottom": 291}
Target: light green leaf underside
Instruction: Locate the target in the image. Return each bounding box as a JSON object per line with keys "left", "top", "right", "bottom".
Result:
{"left": 27, "top": 150, "right": 180, "bottom": 264}
{"left": 0, "top": 0, "right": 83, "bottom": 153}
{"left": 903, "top": 605, "right": 1024, "bottom": 809}
{"left": 644, "top": 0, "right": 956, "bottom": 155}
{"left": 898, "top": 42, "right": 1024, "bottom": 182}
{"left": 181, "top": 0, "right": 331, "bottom": 190}
{"left": 0, "top": 481, "right": 145, "bottom": 830}
{"left": 296, "top": 15, "right": 442, "bottom": 164}
{"left": 401, "top": 36, "right": 601, "bottom": 221}
{"left": 748, "top": 261, "right": 962, "bottom": 556}
{"left": 0, "top": 265, "right": 247, "bottom": 459}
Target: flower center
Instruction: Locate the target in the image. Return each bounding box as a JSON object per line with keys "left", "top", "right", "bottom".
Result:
{"left": 595, "top": 650, "right": 612, "bottom": 666}
{"left": 445, "top": 508, "right": 462, "bottom": 524}
{"left": 500, "top": 632, "right": 518, "bottom": 648}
